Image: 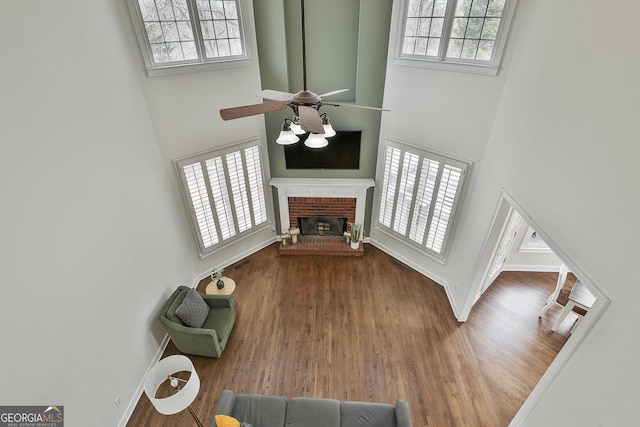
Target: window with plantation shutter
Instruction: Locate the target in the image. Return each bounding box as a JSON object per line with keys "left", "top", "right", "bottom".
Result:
{"left": 377, "top": 140, "right": 469, "bottom": 259}
{"left": 176, "top": 139, "right": 270, "bottom": 257}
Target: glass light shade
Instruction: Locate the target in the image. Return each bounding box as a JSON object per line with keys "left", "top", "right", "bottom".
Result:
{"left": 305, "top": 133, "right": 329, "bottom": 148}
{"left": 276, "top": 130, "right": 300, "bottom": 145}
{"left": 322, "top": 123, "right": 336, "bottom": 138}
{"left": 290, "top": 122, "right": 306, "bottom": 135}
{"left": 144, "top": 355, "right": 200, "bottom": 415}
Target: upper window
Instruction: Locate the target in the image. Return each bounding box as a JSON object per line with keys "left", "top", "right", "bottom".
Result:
{"left": 377, "top": 139, "right": 469, "bottom": 260}
{"left": 175, "top": 139, "right": 270, "bottom": 258}
{"left": 128, "top": 0, "right": 251, "bottom": 76}
{"left": 397, "top": 0, "right": 516, "bottom": 75}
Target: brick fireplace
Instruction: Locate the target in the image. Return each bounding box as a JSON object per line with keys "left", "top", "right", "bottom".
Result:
{"left": 270, "top": 178, "right": 375, "bottom": 256}
{"left": 287, "top": 197, "right": 356, "bottom": 231}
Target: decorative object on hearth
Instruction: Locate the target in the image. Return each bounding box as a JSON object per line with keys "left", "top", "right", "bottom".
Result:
{"left": 144, "top": 355, "right": 204, "bottom": 427}
{"left": 349, "top": 224, "right": 362, "bottom": 250}
{"left": 219, "top": 0, "right": 388, "bottom": 148}
{"left": 344, "top": 231, "right": 351, "bottom": 245}
{"left": 289, "top": 227, "right": 300, "bottom": 244}
{"left": 280, "top": 232, "right": 291, "bottom": 246}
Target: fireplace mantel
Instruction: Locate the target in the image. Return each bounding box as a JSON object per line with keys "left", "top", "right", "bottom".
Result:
{"left": 270, "top": 178, "right": 375, "bottom": 233}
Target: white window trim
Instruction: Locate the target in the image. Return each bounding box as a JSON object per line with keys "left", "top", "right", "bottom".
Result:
{"left": 127, "top": 0, "right": 254, "bottom": 77}
{"left": 175, "top": 138, "right": 272, "bottom": 258}
{"left": 374, "top": 138, "right": 471, "bottom": 262}
{"left": 393, "top": 0, "right": 518, "bottom": 76}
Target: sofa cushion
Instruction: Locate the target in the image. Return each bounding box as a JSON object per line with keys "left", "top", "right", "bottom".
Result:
{"left": 285, "top": 397, "right": 341, "bottom": 427}
{"left": 215, "top": 415, "right": 240, "bottom": 427}
{"left": 341, "top": 401, "right": 397, "bottom": 427}
{"left": 231, "top": 394, "right": 288, "bottom": 427}
{"left": 175, "top": 288, "right": 209, "bottom": 328}
{"left": 202, "top": 307, "right": 235, "bottom": 342}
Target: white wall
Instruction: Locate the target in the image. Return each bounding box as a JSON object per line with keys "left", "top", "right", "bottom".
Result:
{"left": 370, "top": 0, "right": 520, "bottom": 311}
{"left": 376, "top": 0, "right": 640, "bottom": 424}
{"left": 0, "top": 1, "right": 195, "bottom": 425}
{"left": 481, "top": 0, "right": 640, "bottom": 424}
{"left": 117, "top": 0, "right": 277, "bottom": 275}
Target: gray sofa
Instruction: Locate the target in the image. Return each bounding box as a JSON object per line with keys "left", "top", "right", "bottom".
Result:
{"left": 212, "top": 390, "right": 412, "bottom": 427}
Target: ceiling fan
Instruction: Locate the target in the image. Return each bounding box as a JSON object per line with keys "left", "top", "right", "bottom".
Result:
{"left": 219, "top": 0, "right": 388, "bottom": 148}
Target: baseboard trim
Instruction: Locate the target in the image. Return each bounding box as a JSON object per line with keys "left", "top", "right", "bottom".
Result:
{"left": 117, "top": 272, "right": 204, "bottom": 427}
{"left": 368, "top": 239, "right": 461, "bottom": 318}
{"left": 117, "top": 334, "right": 170, "bottom": 427}
{"left": 196, "top": 237, "right": 277, "bottom": 283}
{"left": 503, "top": 264, "right": 562, "bottom": 272}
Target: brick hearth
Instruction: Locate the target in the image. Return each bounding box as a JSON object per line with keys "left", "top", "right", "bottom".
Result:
{"left": 279, "top": 236, "right": 364, "bottom": 256}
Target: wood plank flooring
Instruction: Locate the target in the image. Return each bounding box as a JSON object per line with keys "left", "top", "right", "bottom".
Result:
{"left": 127, "top": 243, "right": 571, "bottom": 427}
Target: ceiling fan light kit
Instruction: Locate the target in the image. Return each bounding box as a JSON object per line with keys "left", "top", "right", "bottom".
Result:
{"left": 219, "top": 0, "right": 387, "bottom": 148}
{"left": 320, "top": 113, "right": 336, "bottom": 138}
{"left": 275, "top": 119, "right": 300, "bottom": 145}
{"left": 305, "top": 133, "right": 329, "bottom": 149}
{"left": 290, "top": 121, "right": 306, "bottom": 135}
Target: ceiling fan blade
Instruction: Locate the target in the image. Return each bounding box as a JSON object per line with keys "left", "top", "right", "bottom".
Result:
{"left": 257, "top": 89, "right": 294, "bottom": 102}
{"left": 298, "top": 105, "right": 325, "bottom": 134}
{"left": 319, "top": 89, "right": 349, "bottom": 98}
{"left": 220, "top": 101, "right": 289, "bottom": 121}
{"left": 323, "top": 102, "right": 390, "bottom": 112}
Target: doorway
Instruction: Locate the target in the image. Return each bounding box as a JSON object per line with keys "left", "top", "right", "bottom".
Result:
{"left": 478, "top": 205, "right": 524, "bottom": 300}
{"left": 460, "top": 190, "right": 610, "bottom": 425}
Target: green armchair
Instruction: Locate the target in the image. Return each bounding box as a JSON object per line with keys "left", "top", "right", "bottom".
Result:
{"left": 159, "top": 286, "right": 236, "bottom": 358}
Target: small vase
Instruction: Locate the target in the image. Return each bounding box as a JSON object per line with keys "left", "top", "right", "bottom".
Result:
{"left": 350, "top": 241, "right": 360, "bottom": 250}
{"left": 216, "top": 278, "right": 225, "bottom": 289}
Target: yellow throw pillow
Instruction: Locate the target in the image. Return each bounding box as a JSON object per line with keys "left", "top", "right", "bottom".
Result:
{"left": 215, "top": 414, "right": 240, "bottom": 427}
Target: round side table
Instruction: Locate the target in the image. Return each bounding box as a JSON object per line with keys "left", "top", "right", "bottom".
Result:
{"left": 206, "top": 276, "right": 236, "bottom": 295}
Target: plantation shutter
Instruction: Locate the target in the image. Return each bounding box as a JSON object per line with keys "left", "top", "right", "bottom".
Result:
{"left": 393, "top": 151, "right": 420, "bottom": 235}
{"left": 426, "top": 163, "right": 463, "bottom": 253}
{"left": 379, "top": 146, "right": 402, "bottom": 227}
{"left": 176, "top": 139, "right": 270, "bottom": 257}
{"left": 408, "top": 158, "right": 440, "bottom": 244}
{"left": 226, "top": 151, "right": 252, "bottom": 233}
{"left": 182, "top": 162, "right": 220, "bottom": 248}
{"left": 244, "top": 145, "right": 268, "bottom": 225}
{"left": 205, "top": 156, "right": 236, "bottom": 240}
{"left": 377, "top": 139, "right": 468, "bottom": 259}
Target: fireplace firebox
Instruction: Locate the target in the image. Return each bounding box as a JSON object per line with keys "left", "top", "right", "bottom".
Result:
{"left": 298, "top": 217, "right": 348, "bottom": 237}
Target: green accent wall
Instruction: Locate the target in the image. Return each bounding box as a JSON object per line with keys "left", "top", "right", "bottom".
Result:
{"left": 252, "top": 0, "right": 393, "bottom": 232}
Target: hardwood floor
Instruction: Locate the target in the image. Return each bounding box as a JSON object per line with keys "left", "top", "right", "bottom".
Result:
{"left": 127, "top": 244, "right": 571, "bottom": 427}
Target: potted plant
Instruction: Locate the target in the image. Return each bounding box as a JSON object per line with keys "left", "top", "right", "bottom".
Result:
{"left": 350, "top": 224, "right": 362, "bottom": 250}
